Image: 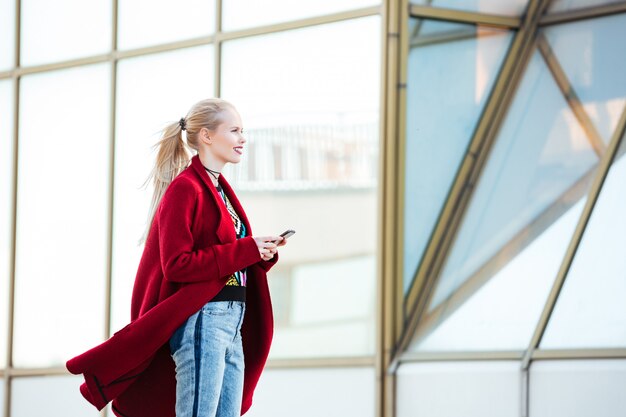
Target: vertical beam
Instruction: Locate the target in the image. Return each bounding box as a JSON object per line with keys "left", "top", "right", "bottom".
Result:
{"left": 101, "top": 0, "right": 119, "bottom": 414}
{"left": 521, "top": 106, "right": 626, "bottom": 369}
{"left": 214, "top": 0, "right": 222, "bottom": 98}
{"left": 4, "top": 0, "right": 21, "bottom": 415}
{"left": 378, "top": 0, "right": 402, "bottom": 416}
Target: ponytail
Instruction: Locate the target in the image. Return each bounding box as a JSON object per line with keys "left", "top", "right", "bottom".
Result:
{"left": 138, "top": 121, "right": 190, "bottom": 245}
{"left": 137, "top": 97, "right": 236, "bottom": 246}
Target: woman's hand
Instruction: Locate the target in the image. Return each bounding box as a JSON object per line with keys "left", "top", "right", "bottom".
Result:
{"left": 253, "top": 236, "right": 283, "bottom": 261}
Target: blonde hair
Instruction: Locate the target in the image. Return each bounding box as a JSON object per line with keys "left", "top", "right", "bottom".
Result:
{"left": 139, "top": 98, "right": 237, "bottom": 245}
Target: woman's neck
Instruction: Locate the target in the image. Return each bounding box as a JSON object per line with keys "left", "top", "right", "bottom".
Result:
{"left": 199, "top": 154, "right": 225, "bottom": 187}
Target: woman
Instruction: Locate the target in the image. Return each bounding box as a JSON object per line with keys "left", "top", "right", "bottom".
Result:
{"left": 67, "top": 98, "right": 285, "bottom": 417}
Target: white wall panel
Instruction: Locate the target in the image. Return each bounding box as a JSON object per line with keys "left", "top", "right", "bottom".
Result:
{"left": 397, "top": 361, "right": 521, "bottom": 417}
{"left": 245, "top": 367, "right": 375, "bottom": 417}
{"left": 530, "top": 359, "right": 626, "bottom": 417}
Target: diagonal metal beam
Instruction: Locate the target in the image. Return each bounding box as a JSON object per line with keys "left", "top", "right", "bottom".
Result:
{"left": 540, "top": 1, "right": 626, "bottom": 26}
{"left": 537, "top": 32, "right": 606, "bottom": 157}
{"left": 521, "top": 104, "right": 626, "bottom": 369}
{"left": 395, "top": 0, "right": 554, "bottom": 372}
{"left": 409, "top": 4, "right": 521, "bottom": 28}
{"left": 409, "top": 165, "right": 597, "bottom": 348}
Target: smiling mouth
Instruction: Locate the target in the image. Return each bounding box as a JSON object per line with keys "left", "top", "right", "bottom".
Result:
{"left": 234, "top": 147, "right": 243, "bottom": 155}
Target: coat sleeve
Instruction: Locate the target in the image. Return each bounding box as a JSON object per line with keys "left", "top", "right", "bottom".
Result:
{"left": 255, "top": 252, "right": 279, "bottom": 273}
{"left": 158, "top": 178, "right": 262, "bottom": 283}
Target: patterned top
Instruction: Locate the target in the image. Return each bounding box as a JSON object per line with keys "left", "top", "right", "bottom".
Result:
{"left": 216, "top": 183, "right": 248, "bottom": 287}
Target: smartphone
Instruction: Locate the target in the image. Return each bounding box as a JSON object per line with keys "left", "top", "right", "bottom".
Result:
{"left": 274, "top": 229, "right": 295, "bottom": 242}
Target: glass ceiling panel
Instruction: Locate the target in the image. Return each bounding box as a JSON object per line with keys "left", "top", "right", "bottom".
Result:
{"left": 410, "top": 50, "right": 602, "bottom": 351}
{"left": 541, "top": 134, "right": 626, "bottom": 349}
{"left": 403, "top": 19, "right": 512, "bottom": 295}
{"left": 410, "top": 0, "right": 529, "bottom": 17}
{"left": 543, "top": 13, "right": 626, "bottom": 145}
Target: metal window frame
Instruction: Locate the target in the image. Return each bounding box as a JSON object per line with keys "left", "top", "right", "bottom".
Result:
{"left": 1, "top": 2, "right": 386, "bottom": 417}
{"left": 396, "top": 3, "right": 626, "bottom": 417}
{"left": 399, "top": 0, "right": 554, "bottom": 362}
{"left": 398, "top": 0, "right": 626, "bottom": 364}
{"left": 4, "top": 1, "right": 626, "bottom": 417}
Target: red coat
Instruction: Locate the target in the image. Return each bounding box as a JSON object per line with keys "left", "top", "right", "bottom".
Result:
{"left": 66, "top": 154, "right": 278, "bottom": 417}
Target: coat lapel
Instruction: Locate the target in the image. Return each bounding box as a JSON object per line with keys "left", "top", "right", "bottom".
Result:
{"left": 218, "top": 174, "right": 253, "bottom": 236}
{"left": 189, "top": 154, "right": 234, "bottom": 243}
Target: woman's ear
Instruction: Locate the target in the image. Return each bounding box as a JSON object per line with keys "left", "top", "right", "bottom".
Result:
{"left": 199, "top": 127, "right": 212, "bottom": 144}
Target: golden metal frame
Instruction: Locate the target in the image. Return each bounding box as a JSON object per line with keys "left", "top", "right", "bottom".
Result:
{"left": 399, "top": 0, "right": 554, "bottom": 363}
{"left": 536, "top": 33, "right": 606, "bottom": 156}
{"left": 409, "top": 5, "right": 521, "bottom": 28}
{"left": 0, "top": 2, "right": 383, "bottom": 417}
{"left": 268, "top": 356, "right": 375, "bottom": 369}
{"left": 540, "top": 1, "right": 626, "bottom": 26}
{"left": 379, "top": 0, "right": 404, "bottom": 416}
{"left": 3, "top": 1, "right": 626, "bottom": 417}
{"left": 521, "top": 106, "right": 626, "bottom": 370}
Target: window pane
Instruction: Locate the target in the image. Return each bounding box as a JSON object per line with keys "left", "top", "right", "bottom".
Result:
{"left": 0, "top": 80, "right": 12, "bottom": 368}
{"left": 530, "top": 360, "right": 626, "bottom": 417}
{"left": 14, "top": 64, "right": 110, "bottom": 367}
{"left": 397, "top": 361, "right": 521, "bottom": 417}
{"left": 251, "top": 367, "right": 375, "bottom": 417}
{"left": 541, "top": 135, "right": 626, "bottom": 349}
{"left": 118, "top": 0, "right": 215, "bottom": 50}
{"left": 20, "top": 0, "right": 111, "bottom": 67}
{"left": 111, "top": 46, "right": 213, "bottom": 334}
{"left": 0, "top": 0, "right": 15, "bottom": 70}
{"left": 412, "top": 51, "right": 601, "bottom": 351}
{"left": 403, "top": 19, "right": 512, "bottom": 295}
{"left": 412, "top": 198, "right": 586, "bottom": 351}
{"left": 410, "top": 0, "right": 529, "bottom": 16}
{"left": 221, "top": 16, "right": 380, "bottom": 358}
{"left": 543, "top": 14, "right": 626, "bottom": 144}
{"left": 548, "top": 0, "right": 625, "bottom": 13}
{"left": 12, "top": 375, "right": 99, "bottom": 416}
{"left": 222, "top": 0, "right": 379, "bottom": 32}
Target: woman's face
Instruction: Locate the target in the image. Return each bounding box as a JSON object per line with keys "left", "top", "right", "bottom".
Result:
{"left": 205, "top": 107, "right": 246, "bottom": 165}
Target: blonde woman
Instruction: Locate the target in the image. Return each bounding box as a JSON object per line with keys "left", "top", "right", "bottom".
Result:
{"left": 67, "top": 98, "right": 286, "bottom": 417}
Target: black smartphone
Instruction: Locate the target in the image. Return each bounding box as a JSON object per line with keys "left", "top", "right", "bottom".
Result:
{"left": 280, "top": 229, "right": 296, "bottom": 239}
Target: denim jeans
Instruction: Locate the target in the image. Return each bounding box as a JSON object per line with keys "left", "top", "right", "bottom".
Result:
{"left": 169, "top": 300, "right": 246, "bottom": 417}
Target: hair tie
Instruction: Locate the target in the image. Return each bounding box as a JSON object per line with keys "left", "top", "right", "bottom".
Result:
{"left": 178, "top": 117, "right": 187, "bottom": 131}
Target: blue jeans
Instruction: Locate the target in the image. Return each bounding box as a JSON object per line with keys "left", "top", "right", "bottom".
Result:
{"left": 169, "top": 301, "right": 246, "bottom": 417}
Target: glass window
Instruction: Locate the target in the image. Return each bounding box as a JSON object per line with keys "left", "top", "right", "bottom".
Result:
{"left": 13, "top": 64, "right": 110, "bottom": 367}
{"left": 12, "top": 375, "right": 100, "bottom": 416}
{"left": 221, "top": 16, "right": 380, "bottom": 358}
{"left": 541, "top": 135, "right": 626, "bottom": 349}
{"left": 543, "top": 14, "right": 626, "bottom": 144}
{"left": 412, "top": 50, "right": 601, "bottom": 351}
{"left": 547, "top": 0, "right": 625, "bottom": 13}
{"left": 410, "top": 0, "right": 529, "bottom": 16}
{"left": 0, "top": 0, "right": 15, "bottom": 70}
{"left": 20, "top": 0, "right": 111, "bottom": 67}
{"left": 111, "top": 46, "right": 213, "bottom": 334}
{"left": 529, "top": 360, "right": 626, "bottom": 417}
{"left": 118, "top": 0, "right": 215, "bottom": 50}
{"left": 403, "top": 19, "right": 512, "bottom": 295}
{"left": 222, "top": 0, "right": 379, "bottom": 32}
{"left": 412, "top": 198, "right": 586, "bottom": 351}
{"left": 0, "top": 80, "right": 13, "bottom": 368}
{"left": 251, "top": 367, "right": 375, "bottom": 417}
{"left": 397, "top": 361, "right": 521, "bottom": 417}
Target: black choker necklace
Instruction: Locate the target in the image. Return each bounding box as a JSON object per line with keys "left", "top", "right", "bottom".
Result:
{"left": 204, "top": 166, "right": 221, "bottom": 178}
{"left": 203, "top": 165, "right": 221, "bottom": 190}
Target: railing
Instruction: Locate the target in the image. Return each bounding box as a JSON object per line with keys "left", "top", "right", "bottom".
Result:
{"left": 224, "top": 123, "right": 379, "bottom": 191}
